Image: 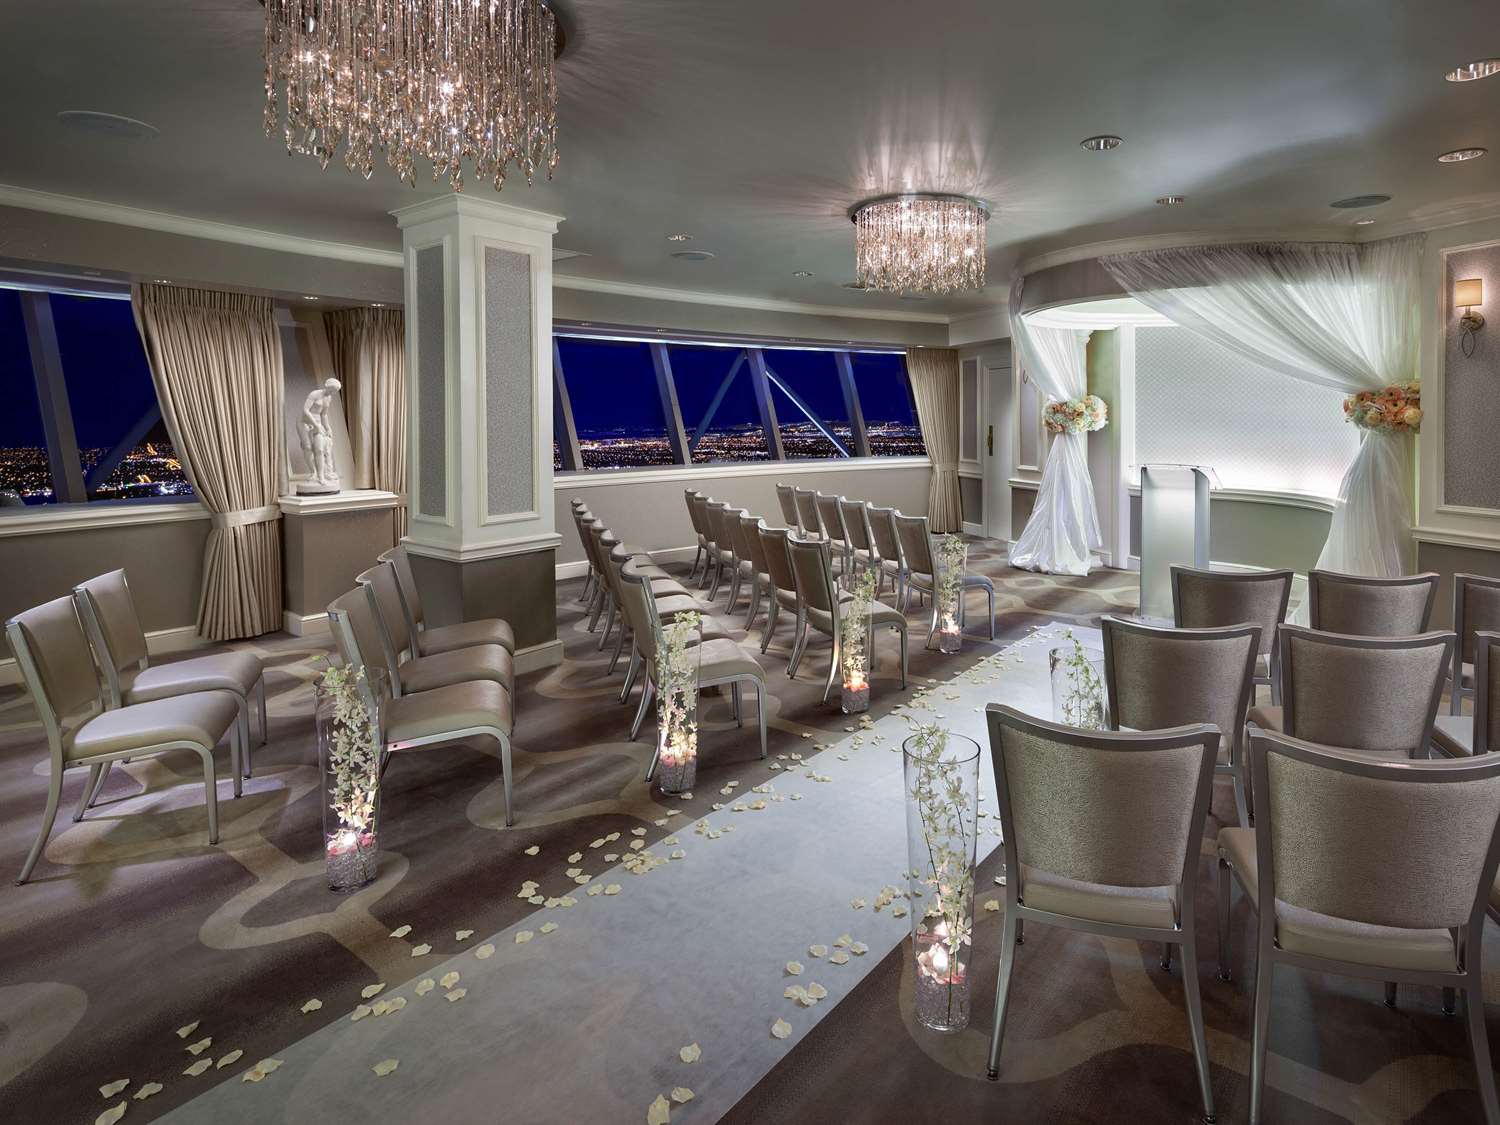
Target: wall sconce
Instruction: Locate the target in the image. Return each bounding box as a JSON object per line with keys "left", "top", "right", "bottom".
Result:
{"left": 1456, "top": 277, "right": 1484, "bottom": 356}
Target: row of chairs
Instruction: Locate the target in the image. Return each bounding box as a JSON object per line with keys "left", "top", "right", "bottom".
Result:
{"left": 6, "top": 571, "right": 267, "bottom": 884}
{"left": 325, "top": 547, "right": 520, "bottom": 825}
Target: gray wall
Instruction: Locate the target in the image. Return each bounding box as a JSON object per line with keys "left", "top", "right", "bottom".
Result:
{"left": 1442, "top": 244, "right": 1500, "bottom": 510}
{"left": 283, "top": 508, "right": 399, "bottom": 620}
{"left": 557, "top": 463, "right": 932, "bottom": 566}
{"left": 0, "top": 516, "right": 208, "bottom": 657}
{"left": 959, "top": 476, "right": 982, "bottom": 525}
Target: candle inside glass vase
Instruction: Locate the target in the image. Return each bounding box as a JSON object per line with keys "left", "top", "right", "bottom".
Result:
{"left": 932, "top": 535, "right": 968, "bottom": 655}
{"left": 656, "top": 722, "right": 698, "bottom": 794}
{"left": 655, "top": 612, "right": 702, "bottom": 796}
{"left": 840, "top": 570, "right": 876, "bottom": 714}
{"left": 914, "top": 918, "right": 970, "bottom": 1031}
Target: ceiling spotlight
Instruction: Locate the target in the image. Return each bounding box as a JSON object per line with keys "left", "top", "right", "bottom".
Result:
{"left": 1353, "top": 218, "right": 1377, "bottom": 225}
{"left": 666, "top": 233, "right": 694, "bottom": 242}
{"left": 1445, "top": 59, "right": 1500, "bottom": 82}
{"left": 302, "top": 294, "right": 321, "bottom": 300}
{"left": 370, "top": 302, "right": 386, "bottom": 307}
{"left": 1080, "top": 135, "right": 1122, "bottom": 151}
{"left": 152, "top": 278, "right": 172, "bottom": 284}
{"left": 1330, "top": 194, "right": 1391, "bottom": 208}
{"left": 670, "top": 249, "right": 715, "bottom": 261}
{"left": 1438, "top": 147, "right": 1488, "bottom": 163}
{"left": 1155, "top": 195, "right": 1186, "bottom": 206}
{"left": 793, "top": 270, "right": 814, "bottom": 278}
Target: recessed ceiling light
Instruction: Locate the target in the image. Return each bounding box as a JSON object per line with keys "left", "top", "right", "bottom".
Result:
{"left": 370, "top": 302, "right": 386, "bottom": 307}
{"left": 898, "top": 293, "right": 928, "bottom": 301}
{"left": 670, "top": 249, "right": 715, "bottom": 261}
{"left": 1446, "top": 59, "right": 1500, "bottom": 82}
{"left": 1155, "top": 195, "right": 1186, "bottom": 206}
{"left": 1080, "top": 135, "right": 1122, "bottom": 151}
{"left": 302, "top": 294, "right": 321, "bottom": 300}
{"left": 1438, "top": 147, "right": 1488, "bottom": 163}
{"left": 666, "top": 233, "right": 694, "bottom": 242}
{"left": 1353, "top": 218, "right": 1377, "bottom": 225}
{"left": 793, "top": 270, "right": 814, "bottom": 278}
{"left": 56, "top": 109, "right": 159, "bottom": 139}
{"left": 153, "top": 278, "right": 172, "bottom": 284}
{"left": 1330, "top": 194, "right": 1391, "bottom": 208}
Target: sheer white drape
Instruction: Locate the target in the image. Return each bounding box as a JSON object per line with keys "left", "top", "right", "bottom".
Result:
{"left": 1008, "top": 274, "right": 1102, "bottom": 576}
{"left": 1101, "top": 236, "right": 1423, "bottom": 578}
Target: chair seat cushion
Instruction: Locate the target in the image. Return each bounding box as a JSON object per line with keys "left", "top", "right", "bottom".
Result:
{"left": 416, "top": 618, "right": 516, "bottom": 657}
{"left": 123, "top": 652, "right": 262, "bottom": 704}
{"left": 1218, "top": 826, "right": 1456, "bottom": 972}
{"left": 685, "top": 617, "right": 733, "bottom": 645}
{"left": 808, "top": 596, "right": 901, "bottom": 636}
{"left": 693, "top": 638, "right": 764, "bottom": 685}
{"left": 647, "top": 577, "right": 693, "bottom": 598}
{"left": 67, "top": 691, "right": 240, "bottom": 761}
{"left": 400, "top": 645, "right": 514, "bottom": 695}
{"left": 656, "top": 594, "right": 712, "bottom": 618}
{"left": 853, "top": 548, "right": 880, "bottom": 566}
{"left": 1020, "top": 866, "right": 1178, "bottom": 929}
{"left": 1431, "top": 714, "right": 1474, "bottom": 757}
{"left": 909, "top": 570, "right": 993, "bottom": 592}
{"left": 1247, "top": 705, "right": 1283, "bottom": 732}
{"left": 385, "top": 680, "right": 513, "bottom": 744}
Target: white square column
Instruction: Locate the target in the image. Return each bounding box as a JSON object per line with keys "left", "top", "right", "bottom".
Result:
{"left": 394, "top": 194, "right": 566, "bottom": 671}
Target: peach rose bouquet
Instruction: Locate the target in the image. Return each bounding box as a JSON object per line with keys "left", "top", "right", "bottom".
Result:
{"left": 1042, "top": 394, "right": 1108, "bottom": 435}
{"left": 1343, "top": 381, "right": 1421, "bottom": 434}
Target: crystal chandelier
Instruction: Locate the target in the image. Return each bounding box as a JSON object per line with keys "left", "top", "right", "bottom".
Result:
{"left": 850, "top": 194, "right": 990, "bottom": 294}
{"left": 262, "top": 0, "right": 562, "bottom": 191}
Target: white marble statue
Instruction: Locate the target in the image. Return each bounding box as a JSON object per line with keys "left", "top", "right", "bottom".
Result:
{"left": 296, "top": 377, "right": 342, "bottom": 495}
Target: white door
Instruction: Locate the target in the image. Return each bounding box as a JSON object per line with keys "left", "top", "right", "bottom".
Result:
{"left": 983, "top": 361, "right": 1013, "bottom": 542}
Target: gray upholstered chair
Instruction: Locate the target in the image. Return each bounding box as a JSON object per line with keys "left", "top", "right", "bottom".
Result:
{"left": 793, "top": 487, "right": 822, "bottom": 538}
{"left": 756, "top": 523, "right": 799, "bottom": 654}
{"left": 74, "top": 570, "right": 266, "bottom": 781}
{"left": 867, "top": 504, "right": 907, "bottom": 603}
{"left": 703, "top": 500, "right": 737, "bottom": 601}
{"left": 606, "top": 539, "right": 713, "bottom": 685}
{"left": 1433, "top": 630, "right": 1500, "bottom": 759}
{"left": 689, "top": 493, "right": 715, "bottom": 588}
{"left": 775, "top": 482, "right": 801, "bottom": 532}
{"left": 356, "top": 563, "right": 514, "bottom": 700}
{"left": 378, "top": 544, "right": 515, "bottom": 657}
{"left": 1217, "top": 731, "right": 1500, "bottom": 1125}
{"left": 683, "top": 489, "right": 708, "bottom": 583}
{"left": 7, "top": 596, "right": 243, "bottom": 884}
{"left": 569, "top": 499, "right": 597, "bottom": 605}
{"left": 1247, "top": 625, "right": 1452, "bottom": 760}
{"left": 814, "top": 492, "right": 850, "bottom": 575}
{"left": 737, "top": 511, "right": 775, "bottom": 632}
{"left": 983, "top": 705, "right": 1218, "bottom": 1124}
{"left": 839, "top": 497, "right": 879, "bottom": 581}
{"left": 723, "top": 507, "right": 759, "bottom": 613}
{"left": 1451, "top": 573, "right": 1500, "bottom": 715}
{"left": 785, "top": 535, "right": 907, "bottom": 701}
{"left": 327, "top": 588, "right": 516, "bottom": 826}
{"left": 580, "top": 517, "right": 613, "bottom": 629}
{"left": 1307, "top": 569, "right": 1439, "bottom": 636}
{"left": 588, "top": 526, "right": 683, "bottom": 648}
{"left": 617, "top": 559, "right": 767, "bottom": 766}
{"left": 894, "top": 512, "right": 996, "bottom": 644}
{"left": 1102, "top": 616, "right": 1261, "bottom": 827}
{"left": 1171, "top": 565, "right": 1292, "bottom": 704}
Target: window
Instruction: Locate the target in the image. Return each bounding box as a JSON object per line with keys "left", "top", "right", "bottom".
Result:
{"left": 551, "top": 329, "right": 924, "bottom": 471}
{"left": 0, "top": 286, "right": 192, "bottom": 506}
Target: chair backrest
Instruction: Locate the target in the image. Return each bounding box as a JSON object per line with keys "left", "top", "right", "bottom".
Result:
{"left": 1307, "top": 570, "right": 1439, "bottom": 636}
{"left": 815, "top": 493, "right": 847, "bottom": 544}
{"left": 1474, "top": 630, "right": 1500, "bottom": 756}
{"left": 1250, "top": 730, "right": 1500, "bottom": 934}
{"left": 579, "top": 517, "right": 608, "bottom": 575}
{"left": 725, "top": 508, "right": 754, "bottom": 563}
{"left": 617, "top": 558, "right": 665, "bottom": 662}
{"left": 894, "top": 511, "right": 934, "bottom": 575}
{"left": 868, "top": 505, "right": 903, "bottom": 567}
{"left": 683, "top": 489, "right": 704, "bottom": 537}
{"left": 378, "top": 545, "right": 427, "bottom": 633}
{"left": 775, "top": 483, "right": 800, "bottom": 529}
{"left": 327, "top": 587, "right": 388, "bottom": 680}
{"left": 585, "top": 520, "right": 615, "bottom": 577}
{"left": 572, "top": 508, "right": 598, "bottom": 567}
{"left": 839, "top": 498, "right": 872, "bottom": 554}
{"left": 5, "top": 596, "right": 104, "bottom": 752}
{"left": 758, "top": 523, "right": 797, "bottom": 594}
{"left": 73, "top": 569, "right": 150, "bottom": 704}
{"left": 1170, "top": 566, "right": 1291, "bottom": 657}
{"left": 793, "top": 488, "right": 822, "bottom": 536}
{"left": 1278, "top": 625, "right": 1452, "bottom": 755}
{"left": 786, "top": 535, "right": 838, "bottom": 615}
{"left": 986, "top": 705, "right": 1217, "bottom": 894}
{"left": 1455, "top": 573, "right": 1500, "bottom": 668}
{"left": 707, "top": 502, "right": 736, "bottom": 558}
{"left": 1101, "top": 617, "right": 1260, "bottom": 760}
{"left": 738, "top": 511, "right": 771, "bottom": 575}
{"left": 356, "top": 562, "right": 415, "bottom": 691}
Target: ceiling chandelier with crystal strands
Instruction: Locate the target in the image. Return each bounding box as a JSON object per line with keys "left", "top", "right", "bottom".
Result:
{"left": 262, "top": 0, "right": 562, "bottom": 191}
{"left": 850, "top": 193, "right": 990, "bottom": 294}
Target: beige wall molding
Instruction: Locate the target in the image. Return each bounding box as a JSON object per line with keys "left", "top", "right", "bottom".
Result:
{"left": 0, "top": 500, "right": 209, "bottom": 538}
{"left": 277, "top": 489, "right": 401, "bottom": 516}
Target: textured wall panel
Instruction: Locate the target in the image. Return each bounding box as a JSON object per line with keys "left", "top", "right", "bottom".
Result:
{"left": 1443, "top": 245, "right": 1500, "bottom": 510}
{"left": 1134, "top": 326, "right": 1358, "bottom": 496}
{"left": 484, "top": 246, "right": 534, "bottom": 517}
{"left": 415, "top": 244, "right": 447, "bottom": 518}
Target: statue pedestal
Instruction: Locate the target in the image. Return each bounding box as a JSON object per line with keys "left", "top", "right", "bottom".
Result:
{"left": 294, "top": 480, "right": 342, "bottom": 496}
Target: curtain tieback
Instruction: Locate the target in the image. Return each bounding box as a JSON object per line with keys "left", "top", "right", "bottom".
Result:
{"left": 211, "top": 505, "right": 282, "bottom": 530}
{"left": 934, "top": 461, "right": 959, "bottom": 472}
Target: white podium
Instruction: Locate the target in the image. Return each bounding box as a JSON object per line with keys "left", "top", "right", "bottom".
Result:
{"left": 1138, "top": 464, "right": 1216, "bottom": 622}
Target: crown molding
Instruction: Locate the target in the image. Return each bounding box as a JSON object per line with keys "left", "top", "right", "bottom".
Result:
{"left": 0, "top": 183, "right": 406, "bottom": 268}
{"left": 390, "top": 193, "right": 564, "bottom": 234}
{"left": 552, "top": 272, "right": 953, "bottom": 325}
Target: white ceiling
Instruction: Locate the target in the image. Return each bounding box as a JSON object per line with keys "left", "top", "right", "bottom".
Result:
{"left": 1, "top": 0, "right": 1499, "bottom": 318}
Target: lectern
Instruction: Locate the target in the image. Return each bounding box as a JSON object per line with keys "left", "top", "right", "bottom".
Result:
{"left": 1138, "top": 465, "right": 1215, "bottom": 622}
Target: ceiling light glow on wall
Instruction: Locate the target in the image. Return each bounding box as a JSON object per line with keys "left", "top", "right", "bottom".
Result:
{"left": 262, "top": 0, "right": 561, "bottom": 191}
{"left": 850, "top": 193, "right": 989, "bottom": 294}
{"left": 1438, "top": 147, "right": 1488, "bottom": 163}
{"left": 1456, "top": 277, "right": 1485, "bottom": 356}
{"left": 1446, "top": 59, "right": 1500, "bottom": 82}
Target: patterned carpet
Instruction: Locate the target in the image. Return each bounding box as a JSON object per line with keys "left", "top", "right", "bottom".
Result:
{"left": 0, "top": 542, "right": 1490, "bottom": 1123}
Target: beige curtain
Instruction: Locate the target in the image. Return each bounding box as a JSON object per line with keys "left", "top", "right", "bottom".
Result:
{"left": 906, "top": 346, "right": 962, "bottom": 532}
{"left": 325, "top": 307, "right": 408, "bottom": 538}
{"left": 132, "top": 283, "right": 285, "bottom": 640}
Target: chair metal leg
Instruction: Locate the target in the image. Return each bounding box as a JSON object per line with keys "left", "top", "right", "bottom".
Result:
{"left": 631, "top": 678, "right": 655, "bottom": 743}
{"left": 788, "top": 615, "right": 809, "bottom": 678}
{"left": 85, "top": 760, "right": 113, "bottom": 811}
{"left": 587, "top": 582, "right": 606, "bottom": 631}
{"left": 986, "top": 907, "right": 1022, "bottom": 1079}
{"left": 821, "top": 635, "right": 839, "bottom": 704}
{"left": 498, "top": 734, "right": 514, "bottom": 828}
{"left": 709, "top": 559, "right": 724, "bottom": 600}
{"left": 689, "top": 546, "right": 704, "bottom": 582}
{"left": 598, "top": 598, "right": 617, "bottom": 650}
{"left": 1249, "top": 949, "right": 1275, "bottom": 1124}
{"left": 1464, "top": 978, "right": 1500, "bottom": 1123}
{"left": 578, "top": 570, "right": 595, "bottom": 604}
{"left": 1178, "top": 909, "right": 1217, "bottom": 1124}
{"left": 1443, "top": 986, "right": 1457, "bottom": 1016}
{"left": 256, "top": 676, "right": 268, "bottom": 746}
{"left": 1161, "top": 944, "right": 1173, "bottom": 972}
{"left": 925, "top": 601, "right": 938, "bottom": 650}
{"left": 761, "top": 597, "right": 780, "bottom": 654}
{"left": 1216, "top": 858, "right": 1233, "bottom": 981}
{"left": 899, "top": 627, "right": 908, "bottom": 688}
{"left": 732, "top": 682, "right": 743, "bottom": 727}
{"left": 757, "top": 681, "right": 767, "bottom": 758}
{"left": 18, "top": 765, "right": 64, "bottom": 884}
{"left": 73, "top": 763, "right": 103, "bottom": 823}
{"left": 987, "top": 585, "right": 996, "bottom": 639}
{"left": 745, "top": 582, "right": 761, "bottom": 631}
{"left": 229, "top": 723, "right": 242, "bottom": 800}
{"left": 1384, "top": 981, "right": 1398, "bottom": 1007}
{"left": 609, "top": 623, "right": 628, "bottom": 673}
{"left": 238, "top": 702, "right": 252, "bottom": 780}
{"left": 196, "top": 749, "right": 220, "bottom": 846}
{"left": 620, "top": 646, "right": 641, "bottom": 703}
